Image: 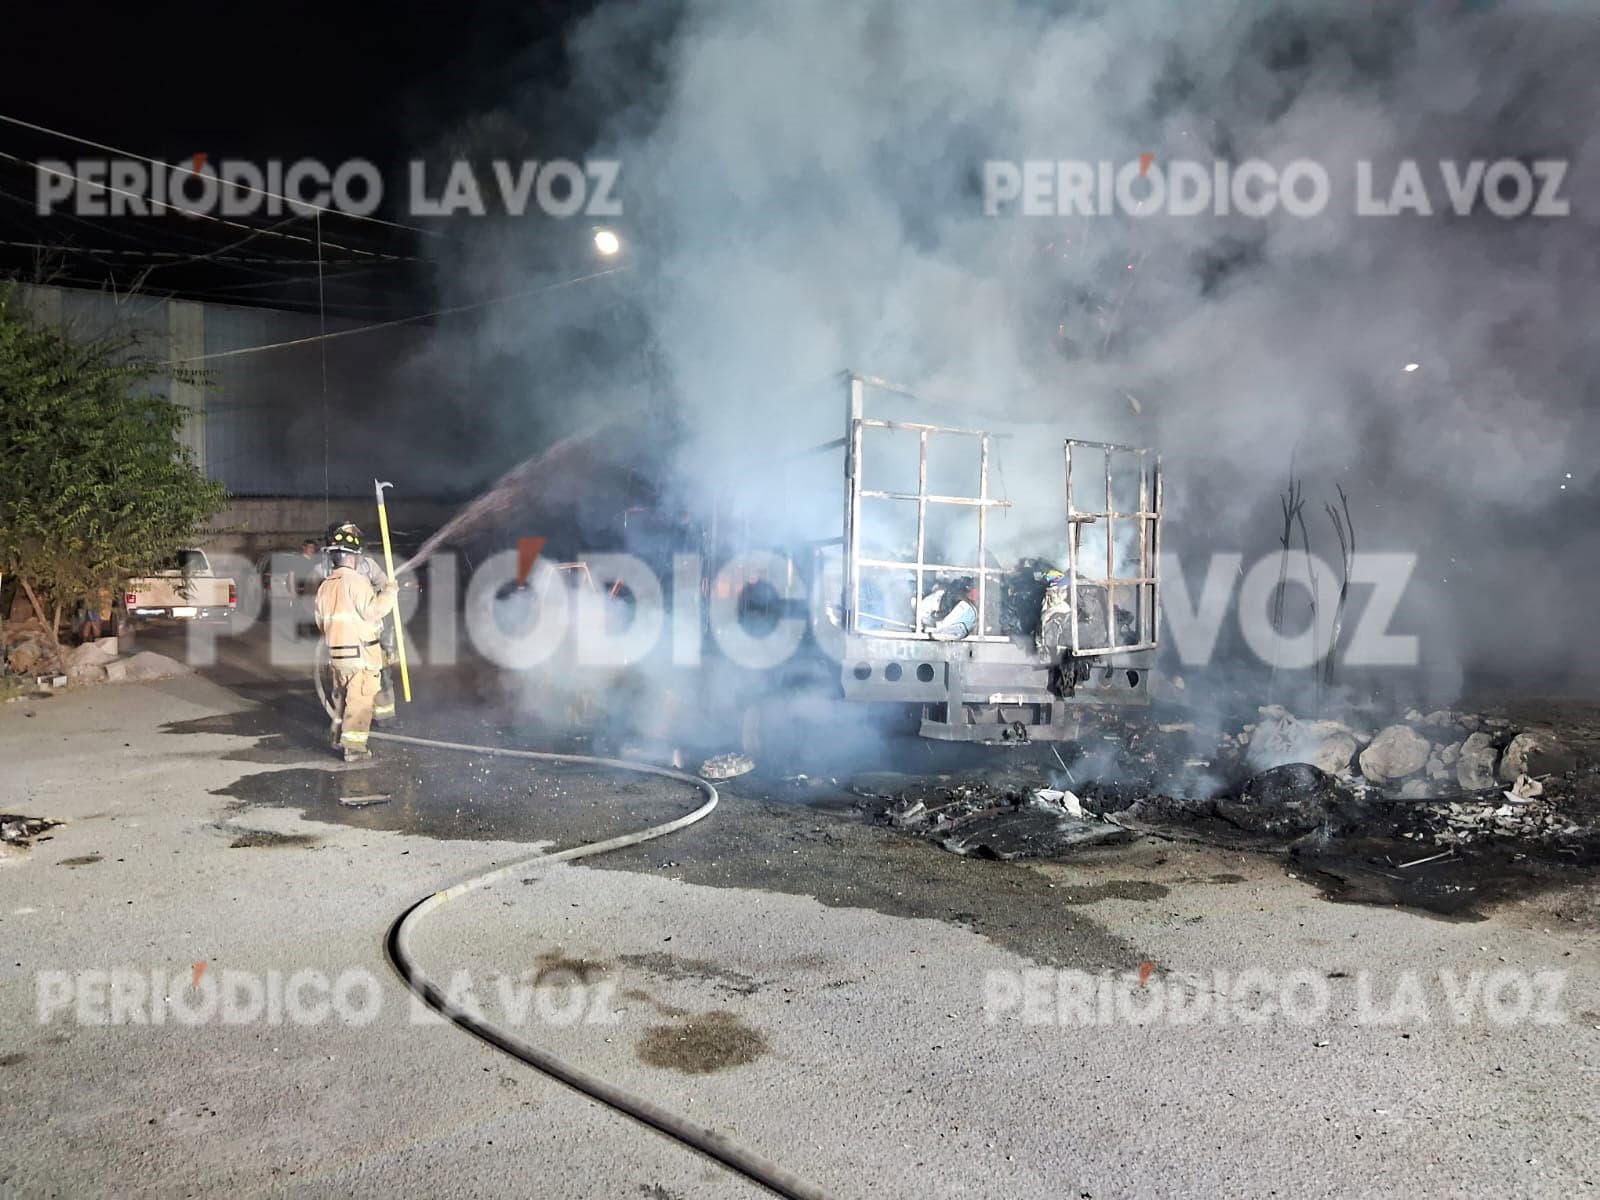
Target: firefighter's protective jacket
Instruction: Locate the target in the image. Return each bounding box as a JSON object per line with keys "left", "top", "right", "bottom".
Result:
{"left": 315, "top": 566, "right": 398, "bottom": 670}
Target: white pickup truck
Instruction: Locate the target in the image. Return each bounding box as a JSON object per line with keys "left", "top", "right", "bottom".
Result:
{"left": 121, "top": 549, "right": 237, "bottom": 631}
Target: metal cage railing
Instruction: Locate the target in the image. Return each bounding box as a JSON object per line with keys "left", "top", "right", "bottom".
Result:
{"left": 1063, "top": 440, "right": 1161, "bottom": 655}
{"left": 842, "top": 374, "right": 1014, "bottom": 641}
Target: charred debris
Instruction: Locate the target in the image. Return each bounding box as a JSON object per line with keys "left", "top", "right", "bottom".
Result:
{"left": 858, "top": 699, "right": 1599, "bottom": 911}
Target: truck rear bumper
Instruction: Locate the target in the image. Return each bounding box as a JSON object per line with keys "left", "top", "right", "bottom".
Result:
{"left": 129, "top": 607, "right": 231, "bottom": 622}
{"left": 839, "top": 635, "right": 1153, "bottom": 742}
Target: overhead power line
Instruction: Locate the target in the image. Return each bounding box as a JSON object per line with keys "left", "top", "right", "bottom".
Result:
{"left": 0, "top": 176, "right": 289, "bottom": 263}
{"left": 0, "top": 110, "right": 441, "bottom": 240}
{"left": 172, "top": 266, "right": 629, "bottom": 363}
{"left": 0, "top": 151, "right": 418, "bottom": 263}
{"left": 0, "top": 237, "right": 382, "bottom": 269}
{"left": 0, "top": 175, "right": 418, "bottom": 301}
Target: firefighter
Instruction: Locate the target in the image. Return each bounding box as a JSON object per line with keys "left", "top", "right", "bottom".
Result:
{"left": 315, "top": 521, "right": 398, "bottom": 761}
{"left": 319, "top": 521, "right": 398, "bottom": 722}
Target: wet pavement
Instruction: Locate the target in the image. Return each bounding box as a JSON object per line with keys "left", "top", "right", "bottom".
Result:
{"left": 158, "top": 624, "right": 1600, "bottom": 935}
{"left": 7, "top": 636, "right": 1599, "bottom": 1198}
{"left": 138, "top": 624, "right": 1155, "bottom": 968}
{"left": 186, "top": 697, "right": 1144, "bottom": 972}
{"left": 1290, "top": 837, "right": 1595, "bottom": 919}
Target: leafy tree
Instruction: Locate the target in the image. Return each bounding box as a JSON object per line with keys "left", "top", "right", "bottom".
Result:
{"left": 0, "top": 285, "right": 228, "bottom": 647}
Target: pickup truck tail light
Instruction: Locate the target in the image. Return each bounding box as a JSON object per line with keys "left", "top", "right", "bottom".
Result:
{"left": 228, "top": 583, "right": 238, "bottom": 607}
{"left": 124, "top": 593, "right": 137, "bottom": 606}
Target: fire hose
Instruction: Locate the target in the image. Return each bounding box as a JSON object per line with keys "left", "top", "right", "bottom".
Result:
{"left": 312, "top": 662, "right": 832, "bottom": 1199}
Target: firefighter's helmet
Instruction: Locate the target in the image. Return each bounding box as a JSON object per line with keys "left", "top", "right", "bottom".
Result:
{"left": 324, "top": 521, "right": 364, "bottom": 554}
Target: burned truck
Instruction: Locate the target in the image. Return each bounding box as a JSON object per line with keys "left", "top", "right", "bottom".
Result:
{"left": 698, "top": 371, "right": 1164, "bottom": 745}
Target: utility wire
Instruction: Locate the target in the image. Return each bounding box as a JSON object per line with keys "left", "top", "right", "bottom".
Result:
{"left": 172, "top": 266, "right": 628, "bottom": 364}
{"left": 179, "top": 265, "right": 400, "bottom": 294}
{"left": 0, "top": 237, "right": 379, "bottom": 269}
{"left": 0, "top": 172, "right": 347, "bottom": 271}
{"left": 0, "top": 175, "right": 417, "bottom": 310}
{"left": 0, "top": 150, "right": 416, "bottom": 262}
{"left": 0, "top": 110, "right": 441, "bottom": 240}
{"left": 141, "top": 211, "right": 311, "bottom": 274}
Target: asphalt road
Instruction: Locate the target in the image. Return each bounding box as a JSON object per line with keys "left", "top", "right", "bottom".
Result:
{"left": 0, "top": 626, "right": 1596, "bottom": 1197}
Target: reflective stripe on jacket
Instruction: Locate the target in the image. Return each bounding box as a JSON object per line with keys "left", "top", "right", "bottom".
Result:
{"left": 315, "top": 566, "right": 397, "bottom": 669}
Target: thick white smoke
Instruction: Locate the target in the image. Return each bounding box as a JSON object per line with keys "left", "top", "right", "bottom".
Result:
{"left": 440, "top": 0, "right": 1600, "bottom": 700}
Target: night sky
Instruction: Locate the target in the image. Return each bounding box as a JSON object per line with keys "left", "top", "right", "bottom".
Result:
{"left": 0, "top": 1, "right": 602, "bottom": 313}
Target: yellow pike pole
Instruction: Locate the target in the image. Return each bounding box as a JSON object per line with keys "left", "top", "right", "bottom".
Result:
{"left": 373, "top": 479, "right": 413, "bottom": 703}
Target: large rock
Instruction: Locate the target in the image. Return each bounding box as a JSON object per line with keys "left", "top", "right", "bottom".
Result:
{"left": 1497, "top": 731, "right": 1574, "bottom": 782}
{"left": 1456, "top": 732, "right": 1500, "bottom": 791}
{"left": 1425, "top": 748, "right": 1451, "bottom": 782}
{"left": 1247, "top": 715, "right": 1357, "bottom": 776}
{"left": 1358, "top": 725, "right": 1431, "bottom": 784}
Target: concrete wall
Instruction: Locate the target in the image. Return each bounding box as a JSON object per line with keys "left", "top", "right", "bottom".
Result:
{"left": 14, "top": 284, "right": 477, "bottom": 563}
{"left": 168, "top": 300, "right": 207, "bottom": 474}
{"left": 16, "top": 282, "right": 452, "bottom": 500}
{"left": 201, "top": 497, "right": 461, "bottom": 561}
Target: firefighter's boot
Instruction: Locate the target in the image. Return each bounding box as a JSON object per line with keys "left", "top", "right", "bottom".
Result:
{"left": 374, "top": 668, "right": 396, "bottom": 723}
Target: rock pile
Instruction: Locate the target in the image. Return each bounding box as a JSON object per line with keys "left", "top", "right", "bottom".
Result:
{"left": 1237, "top": 706, "right": 1573, "bottom": 800}
{"left": 1359, "top": 725, "right": 1430, "bottom": 785}
{"left": 3, "top": 628, "right": 189, "bottom": 688}
{"left": 3, "top": 617, "right": 64, "bottom": 677}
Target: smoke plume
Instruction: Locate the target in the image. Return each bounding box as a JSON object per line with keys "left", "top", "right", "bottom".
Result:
{"left": 436, "top": 0, "right": 1600, "bottom": 705}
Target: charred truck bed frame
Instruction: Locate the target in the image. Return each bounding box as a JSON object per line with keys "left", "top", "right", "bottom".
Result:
{"left": 710, "top": 372, "right": 1164, "bottom": 745}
